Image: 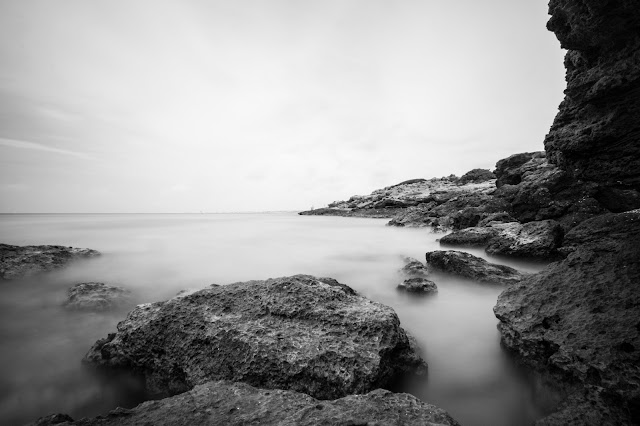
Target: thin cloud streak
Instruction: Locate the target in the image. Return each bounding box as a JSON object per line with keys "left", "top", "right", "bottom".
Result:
{"left": 0, "top": 137, "right": 93, "bottom": 160}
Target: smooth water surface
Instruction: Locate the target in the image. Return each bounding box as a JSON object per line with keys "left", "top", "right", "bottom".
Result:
{"left": 0, "top": 213, "right": 551, "bottom": 425}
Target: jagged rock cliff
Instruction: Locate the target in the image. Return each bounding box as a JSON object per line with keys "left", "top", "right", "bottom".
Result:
{"left": 544, "top": 0, "right": 640, "bottom": 210}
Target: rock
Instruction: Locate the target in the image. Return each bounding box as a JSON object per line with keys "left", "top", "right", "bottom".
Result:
{"left": 544, "top": 0, "right": 640, "bottom": 192}
{"left": 494, "top": 211, "right": 640, "bottom": 424}
{"left": 83, "top": 275, "right": 427, "bottom": 400}
{"left": 399, "top": 256, "right": 429, "bottom": 278}
{"left": 494, "top": 152, "right": 546, "bottom": 188}
{"left": 477, "top": 211, "right": 516, "bottom": 227}
{"left": 493, "top": 155, "right": 608, "bottom": 229}
{"left": 439, "top": 227, "right": 500, "bottom": 247}
{"left": 425, "top": 250, "right": 524, "bottom": 285}
{"left": 485, "top": 220, "right": 564, "bottom": 259}
{"left": 397, "top": 277, "right": 438, "bottom": 294}
{"left": 458, "top": 168, "right": 496, "bottom": 184}
{"left": 0, "top": 244, "right": 100, "bottom": 280}
{"left": 30, "top": 380, "right": 460, "bottom": 426}
{"left": 63, "top": 282, "right": 131, "bottom": 311}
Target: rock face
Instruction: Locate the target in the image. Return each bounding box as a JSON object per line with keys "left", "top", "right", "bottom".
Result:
{"left": 544, "top": 0, "right": 640, "bottom": 194}
{"left": 31, "top": 380, "right": 460, "bottom": 426}
{"left": 83, "top": 275, "right": 427, "bottom": 400}
{"left": 0, "top": 244, "right": 100, "bottom": 280}
{"left": 441, "top": 220, "right": 564, "bottom": 259}
{"left": 424, "top": 250, "right": 524, "bottom": 285}
{"left": 397, "top": 277, "right": 438, "bottom": 294}
{"left": 494, "top": 211, "right": 640, "bottom": 424}
{"left": 63, "top": 282, "right": 131, "bottom": 311}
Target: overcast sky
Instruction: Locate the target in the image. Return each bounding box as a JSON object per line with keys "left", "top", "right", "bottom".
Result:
{"left": 0, "top": 0, "right": 565, "bottom": 213}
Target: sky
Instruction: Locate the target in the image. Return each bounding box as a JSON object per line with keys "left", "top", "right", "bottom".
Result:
{"left": 0, "top": 0, "right": 566, "bottom": 213}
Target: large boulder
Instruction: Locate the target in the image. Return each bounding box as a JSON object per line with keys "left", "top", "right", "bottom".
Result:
{"left": 544, "top": 0, "right": 640, "bottom": 194}
{"left": 424, "top": 250, "right": 524, "bottom": 285}
{"left": 0, "top": 244, "right": 100, "bottom": 280}
{"left": 494, "top": 211, "right": 640, "bottom": 424}
{"left": 31, "top": 380, "right": 460, "bottom": 426}
{"left": 63, "top": 282, "right": 131, "bottom": 311}
{"left": 83, "top": 275, "right": 427, "bottom": 400}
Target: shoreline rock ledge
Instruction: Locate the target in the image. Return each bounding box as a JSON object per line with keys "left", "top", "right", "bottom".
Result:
{"left": 0, "top": 243, "right": 100, "bottom": 280}
{"left": 83, "top": 274, "right": 427, "bottom": 400}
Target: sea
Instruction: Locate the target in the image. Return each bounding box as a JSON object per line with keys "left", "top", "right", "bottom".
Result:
{"left": 0, "top": 212, "right": 557, "bottom": 425}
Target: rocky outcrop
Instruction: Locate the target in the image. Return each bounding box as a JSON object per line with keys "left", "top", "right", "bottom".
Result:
{"left": 493, "top": 152, "right": 609, "bottom": 229}
{"left": 441, "top": 220, "right": 564, "bottom": 259}
{"left": 544, "top": 0, "right": 640, "bottom": 196}
{"left": 63, "top": 282, "right": 131, "bottom": 311}
{"left": 300, "top": 174, "right": 506, "bottom": 229}
{"left": 0, "top": 244, "right": 100, "bottom": 280}
{"left": 397, "top": 277, "right": 438, "bottom": 294}
{"left": 494, "top": 211, "right": 640, "bottom": 424}
{"left": 31, "top": 380, "right": 460, "bottom": 426}
{"left": 424, "top": 250, "right": 524, "bottom": 285}
{"left": 83, "top": 275, "right": 426, "bottom": 400}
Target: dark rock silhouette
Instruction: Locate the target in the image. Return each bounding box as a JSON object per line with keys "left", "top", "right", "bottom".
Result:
{"left": 31, "top": 381, "right": 460, "bottom": 426}
{"left": 83, "top": 275, "right": 427, "bottom": 400}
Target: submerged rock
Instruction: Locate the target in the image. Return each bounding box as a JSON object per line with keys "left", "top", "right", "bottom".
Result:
{"left": 494, "top": 211, "right": 640, "bottom": 424}
{"left": 397, "top": 277, "right": 438, "bottom": 294}
{"left": 425, "top": 250, "right": 523, "bottom": 285}
{"left": 399, "top": 256, "right": 429, "bottom": 278}
{"left": 83, "top": 275, "right": 427, "bottom": 400}
{"left": 0, "top": 244, "right": 100, "bottom": 281}
{"left": 63, "top": 282, "right": 131, "bottom": 311}
{"left": 31, "top": 380, "right": 460, "bottom": 426}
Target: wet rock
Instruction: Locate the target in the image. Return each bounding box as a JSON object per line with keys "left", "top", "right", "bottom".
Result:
{"left": 399, "top": 256, "right": 429, "bottom": 278}
{"left": 485, "top": 220, "right": 564, "bottom": 259}
{"left": 30, "top": 380, "right": 460, "bottom": 426}
{"left": 397, "top": 277, "right": 438, "bottom": 294}
{"left": 83, "top": 275, "right": 427, "bottom": 400}
{"left": 63, "top": 282, "right": 131, "bottom": 311}
{"left": 494, "top": 211, "right": 640, "bottom": 425}
{"left": 425, "top": 250, "right": 524, "bottom": 285}
{"left": 0, "top": 244, "right": 100, "bottom": 281}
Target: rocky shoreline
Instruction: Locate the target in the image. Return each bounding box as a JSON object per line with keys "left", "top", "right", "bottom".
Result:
{"left": 11, "top": 1, "right": 640, "bottom": 425}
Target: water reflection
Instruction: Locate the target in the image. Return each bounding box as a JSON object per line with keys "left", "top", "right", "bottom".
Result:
{"left": 0, "top": 213, "right": 552, "bottom": 425}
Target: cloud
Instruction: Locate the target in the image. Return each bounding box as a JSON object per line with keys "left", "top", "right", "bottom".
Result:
{"left": 0, "top": 137, "right": 93, "bottom": 160}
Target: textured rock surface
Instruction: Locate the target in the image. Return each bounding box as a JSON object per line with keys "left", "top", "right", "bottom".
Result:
{"left": 425, "top": 250, "right": 524, "bottom": 285}
{"left": 441, "top": 220, "right": 564, "bottom": 259}
{"left": 494, "top": 211, "right": 640, "bottom": 424}
{"left": 544, "top": 0, "right": 640, "bottom": 193}
{"left": 63, "top": 282, "right": 131, "bottom": 311}
{"left": 0, "top": 244, "right": 100, "bottom": 280}
{"left": 397, "top": 277, "right": 438, "bottom": 294}
{"left": 31, "top": 380, "right": 460, "bottom": 426}
{"left": 83, "top": 275, "right": 427, "bottom": 400}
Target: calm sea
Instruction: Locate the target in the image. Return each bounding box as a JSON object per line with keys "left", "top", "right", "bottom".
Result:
{"left": 0, "top": 213, "right": 554, "bottom": 425}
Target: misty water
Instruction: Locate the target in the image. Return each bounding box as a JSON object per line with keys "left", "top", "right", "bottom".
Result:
{"left": 0, "top": 213, "right": 555, "bottom": 425}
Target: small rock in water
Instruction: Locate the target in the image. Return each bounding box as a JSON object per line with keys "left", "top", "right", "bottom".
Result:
{"left": 425, "top": 250, "right": 523, "bottom": 285}
{"left": 399, "top": 256, "right": 429, "bottom": 278}
{"left": 397, "top": 277, "right": 438, "bottom": 294}
{"left": 63, "top": 282, "right": 131, "bottom": 311}
{"left": 0, "top": 244, "right": 100, "bottom": 280}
